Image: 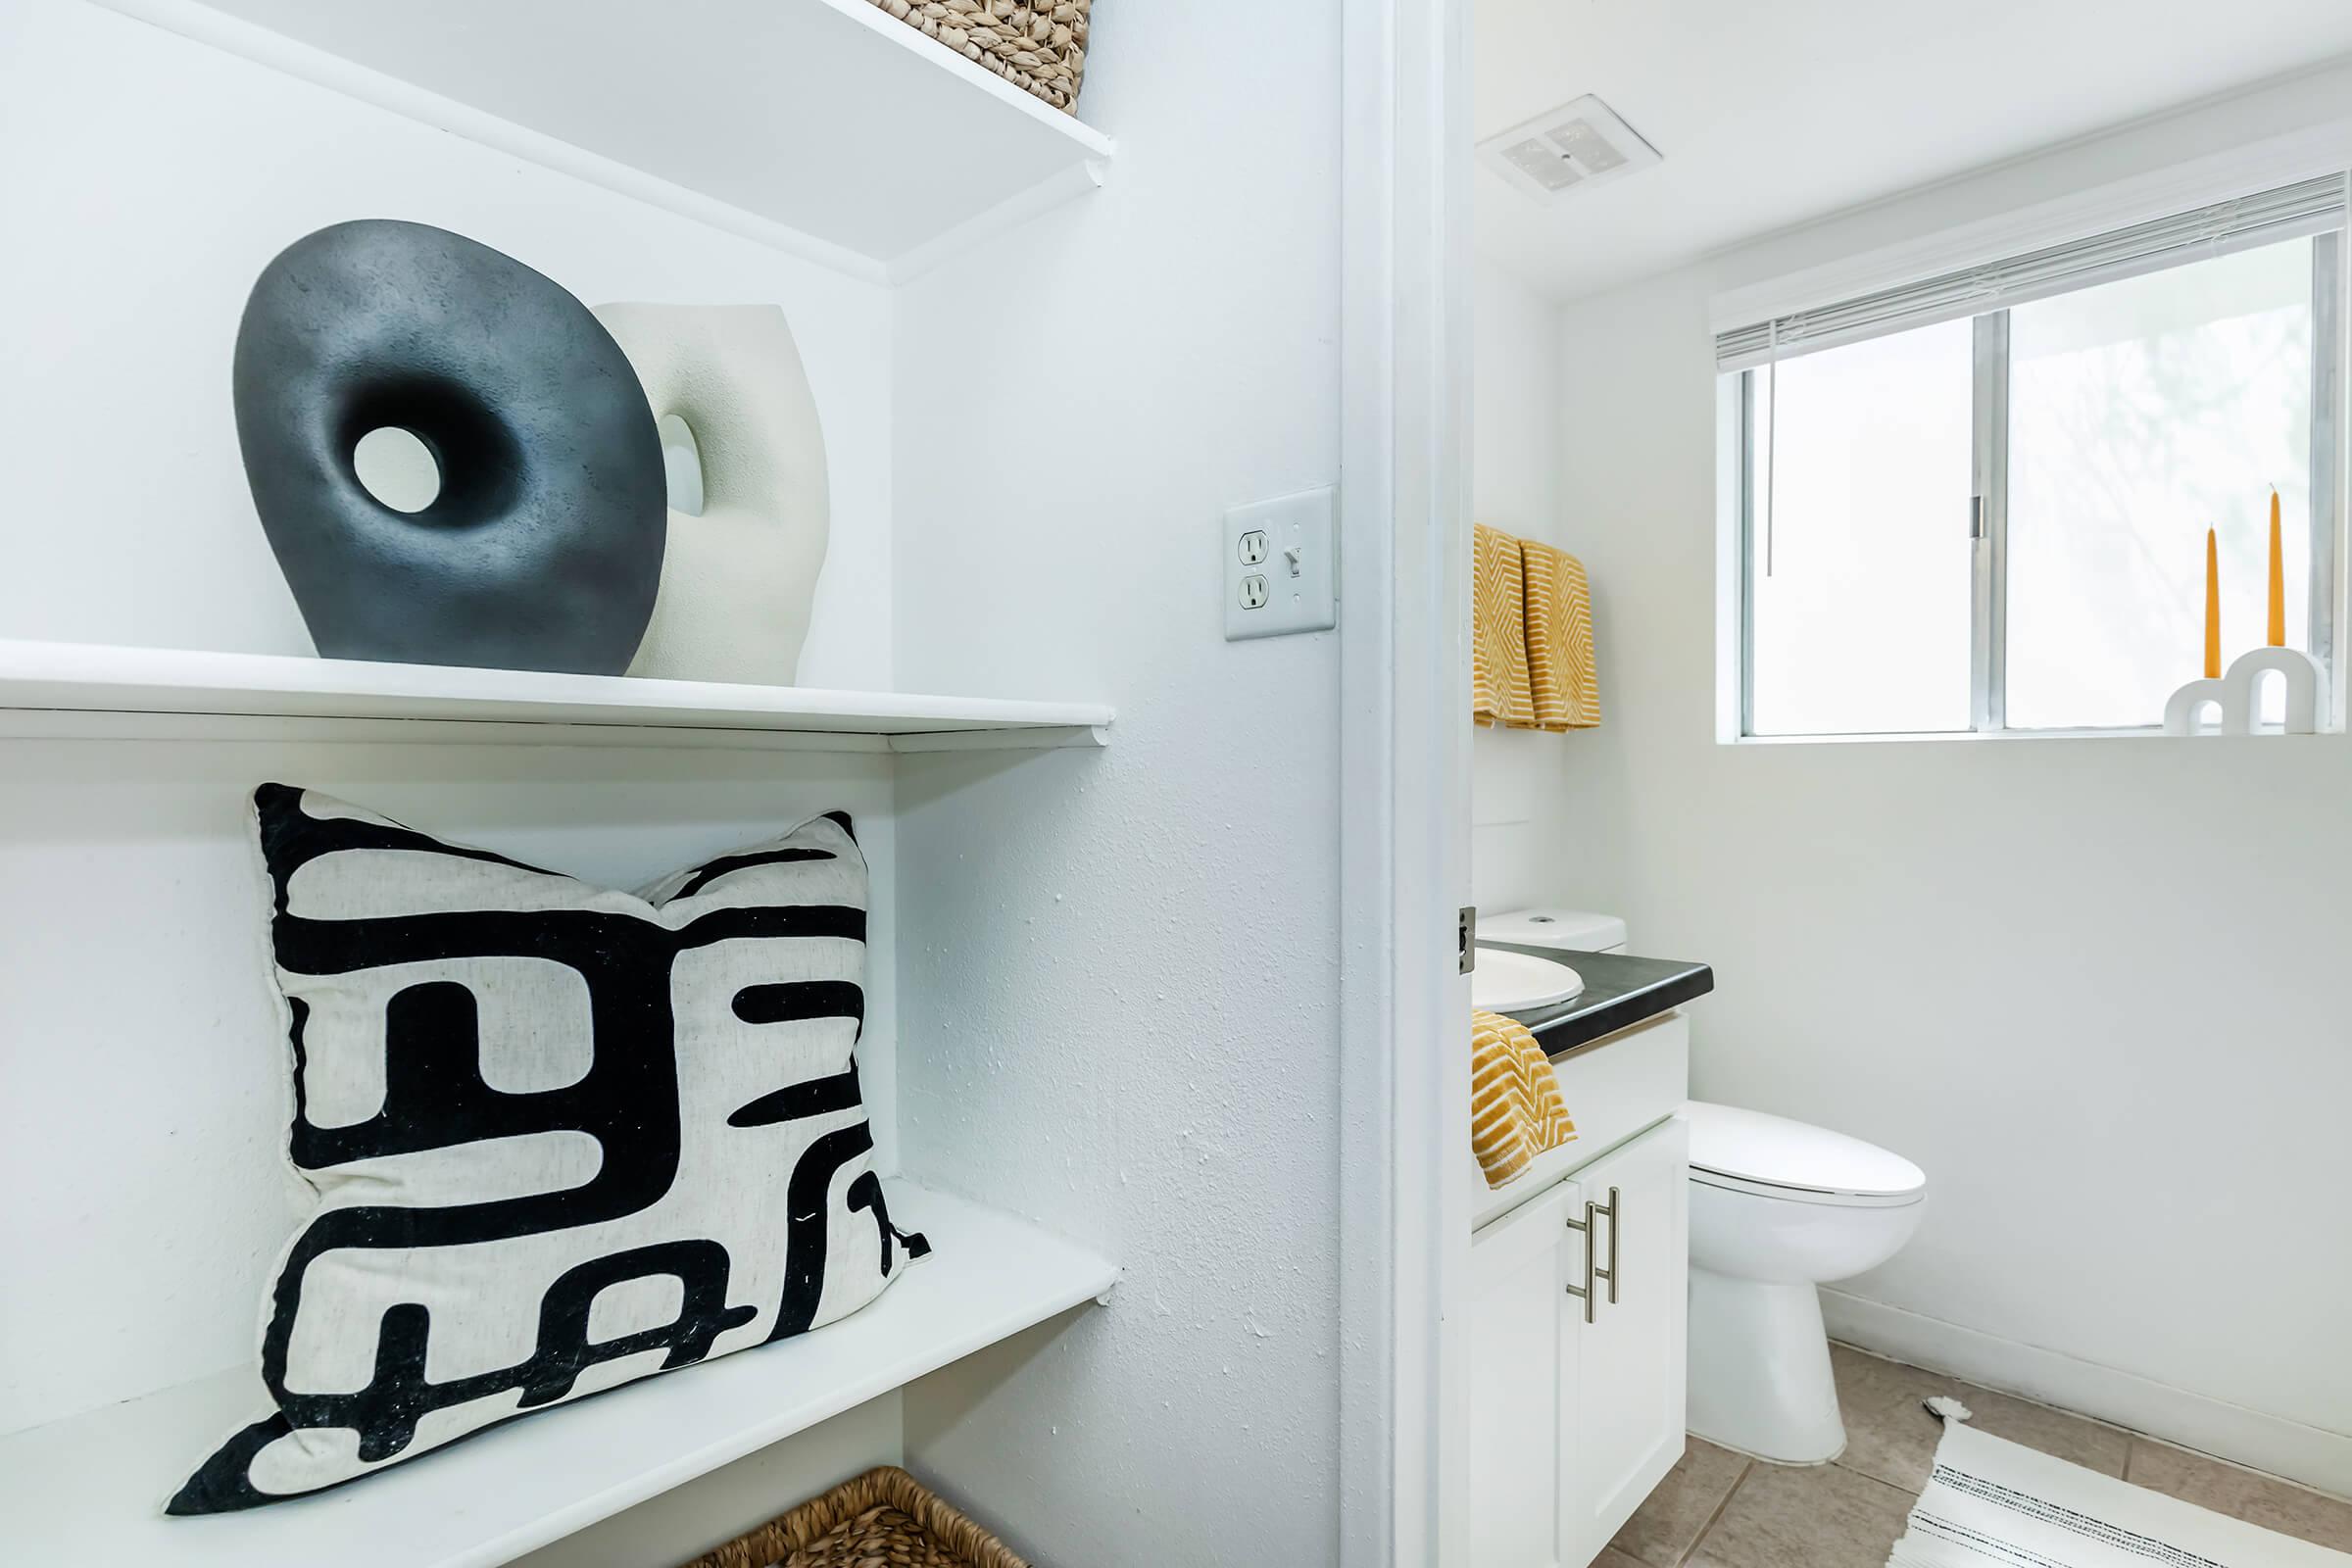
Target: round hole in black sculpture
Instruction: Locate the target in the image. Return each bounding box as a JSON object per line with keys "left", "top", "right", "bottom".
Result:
{"left": 233, "top": 220, "right": 665, "bottom": 675}
{"left": 351, "top": 426, "right": 442, "bottom": 514}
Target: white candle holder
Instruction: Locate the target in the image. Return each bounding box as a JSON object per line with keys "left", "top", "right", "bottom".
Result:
{"left": 2161, "top": 646, "right": 2328, "bottom": 735}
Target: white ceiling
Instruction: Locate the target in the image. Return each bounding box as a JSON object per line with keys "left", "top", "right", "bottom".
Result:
{"left": 1474, "top": 0, "right": 2352, "bottom": 301}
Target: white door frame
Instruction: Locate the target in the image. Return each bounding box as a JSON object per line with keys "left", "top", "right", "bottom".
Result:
{"left": 1337, "top": 0, "right": 1472, "bottom": 1561}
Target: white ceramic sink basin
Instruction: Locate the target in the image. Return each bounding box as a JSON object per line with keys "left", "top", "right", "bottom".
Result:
{"left": 1471, "top": 948, "right": 1585, "bottom": 1017}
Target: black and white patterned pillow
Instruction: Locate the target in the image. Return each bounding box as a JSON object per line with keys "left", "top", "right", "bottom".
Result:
{"left": 171, "top": 784, "right": 927, "bottom": 1514}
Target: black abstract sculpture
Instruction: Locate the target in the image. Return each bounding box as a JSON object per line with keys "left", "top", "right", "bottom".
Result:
{"left": 233, "top": 220, "right": 665, "bottom": 675}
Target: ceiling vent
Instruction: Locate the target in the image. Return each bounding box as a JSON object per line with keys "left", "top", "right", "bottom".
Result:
{"left": 1477, "top": 94, "right": 1660, "bottom": 203}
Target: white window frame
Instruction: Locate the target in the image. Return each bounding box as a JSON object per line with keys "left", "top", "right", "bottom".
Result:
{"left": 1718, "top": 183, "right": 2347, "bottom": 742}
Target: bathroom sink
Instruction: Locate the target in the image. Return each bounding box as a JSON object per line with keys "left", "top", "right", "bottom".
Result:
{"left": 1471, "top": 948, "right": 1585, "bottom": 1017}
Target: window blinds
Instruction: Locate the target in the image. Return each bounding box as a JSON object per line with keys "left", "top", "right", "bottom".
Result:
{"left": 1714, "top": 172, "right": 2348, "bottom": 370}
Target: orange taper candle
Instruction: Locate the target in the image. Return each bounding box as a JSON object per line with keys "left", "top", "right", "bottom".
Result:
{"left": 2268, "top": 488, "right": 2286, "bottom": 648}
{"left": 2206, "top": 527, "right": 2222, "bottom": 679}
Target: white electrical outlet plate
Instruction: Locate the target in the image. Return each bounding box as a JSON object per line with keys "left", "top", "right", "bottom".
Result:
{"left": 1225, "top": 487, "right": 1337, "bottom": 640}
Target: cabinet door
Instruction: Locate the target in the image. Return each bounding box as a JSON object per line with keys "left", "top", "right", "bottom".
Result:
{"left": 1466, "top": 1179, "right": 1584, "bottom": 1568}
{"left": 1565, "top": 1117, "right": 1690, "bottom": 1557}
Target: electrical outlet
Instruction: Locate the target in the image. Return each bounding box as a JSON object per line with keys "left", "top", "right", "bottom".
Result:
{"left": 1224, "top": 487, "right": 1337, "bottom": 640}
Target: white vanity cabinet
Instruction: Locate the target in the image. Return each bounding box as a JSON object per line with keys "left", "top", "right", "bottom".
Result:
{"left": 1559, "top": 1117, "right": 1690, "bottom": 1553}
{"left": 1466, "top": 1012, "right": 1690, "bottom": 1568}
{"left": 1467, "top": 1180, "right": 1585, "bottom": 1567}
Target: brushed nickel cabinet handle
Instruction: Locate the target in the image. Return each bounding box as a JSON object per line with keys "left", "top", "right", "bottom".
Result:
{"left": 1599, "top": 1185, "right": 1621, "bottom": 1305}
{"left": 1563, "top": 1201, "right": 1598, "bottom": 1324}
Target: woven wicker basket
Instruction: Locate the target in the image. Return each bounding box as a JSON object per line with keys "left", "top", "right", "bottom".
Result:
{"left": 680, "top": 1465, "right": 1033, "bottom": 1568}
{"left": 863, "top": 0, "right": 1091, "bottom": 114}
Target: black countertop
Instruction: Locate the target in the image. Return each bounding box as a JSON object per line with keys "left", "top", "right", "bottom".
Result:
{"left": 1481, "top": 944, "right": 1714, "bottom": 1057}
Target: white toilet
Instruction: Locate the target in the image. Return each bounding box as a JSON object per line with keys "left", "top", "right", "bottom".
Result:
{"left": 1479, "top": 907, "right": 1929, "bottom": 1465}
{"left": 1685, "top": 1102, "right": 1927, "bottom": 1463}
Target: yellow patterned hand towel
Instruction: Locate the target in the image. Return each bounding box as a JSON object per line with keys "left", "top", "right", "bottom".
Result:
{"left": 1472, "top": 1008, "right": 1577, "bottom": 1189}
{"left": 1472, "top": 524, "right": 1536, "bottom": 728}
{"left": 1522, "top": 539, "right": 1599, "bottom": 730}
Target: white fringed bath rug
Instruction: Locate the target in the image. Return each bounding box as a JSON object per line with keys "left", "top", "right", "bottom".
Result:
{"left": 1887, "top": 1416, "right": 2352, "bottom": 1568}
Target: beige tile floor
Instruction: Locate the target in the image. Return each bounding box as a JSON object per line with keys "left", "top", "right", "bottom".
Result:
{"left": 1596, "top": 1344, "right": 2352, "bottom": 1568}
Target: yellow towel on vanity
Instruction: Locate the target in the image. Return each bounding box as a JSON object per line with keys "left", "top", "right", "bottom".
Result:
{"left": 1472, "top": 524, "right": 1536, "bottom": 728}
{"left": 1522, "top": 539, "right": 1600, "bottom": 731}
{"left": 1471, "top": 1008, "right": 1577, "bottom": 1189}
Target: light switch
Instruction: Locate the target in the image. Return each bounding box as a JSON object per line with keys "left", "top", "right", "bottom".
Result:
{"left": 1224, "top": 487, "right": 1337, "bottom": 640}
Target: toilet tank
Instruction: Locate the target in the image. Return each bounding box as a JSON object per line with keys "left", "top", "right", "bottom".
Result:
{"left": 1480, "top": 906, "right": 1628, "bottom": 954}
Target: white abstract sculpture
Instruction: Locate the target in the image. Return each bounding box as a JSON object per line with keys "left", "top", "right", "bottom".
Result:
{"left": 593, "top": 304, "right": 829, "bottom": 686}
{"left": 2162, "top": 646, "right": 2328, "bottom": 735}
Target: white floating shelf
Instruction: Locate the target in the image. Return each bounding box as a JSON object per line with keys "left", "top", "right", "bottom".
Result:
{"left": 0, "top": 1182, "right": 1116, "bottom": 1568}
{"left": 100, "top": 0, "right": 1113, "bottom": 278}
{"left": 0, "top": 639, "right": 1112, "bottom": 751}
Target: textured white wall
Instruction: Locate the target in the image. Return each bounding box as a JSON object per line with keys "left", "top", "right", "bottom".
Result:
{"left": 885, "top": 5, "right": 1348, "bottom": 1562}
{"left": 1537, "top": 79, "right": 2352, "bottom": 1490}
{"left": 1471, "top": 258, "right": 1574, "bottom": 914}
{"left": 0, "top": 0, "right": 894, "bottom": 690}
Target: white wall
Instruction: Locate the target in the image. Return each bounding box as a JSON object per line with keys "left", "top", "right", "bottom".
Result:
{"left": 1471, "top": 258, "right": 1576, "bottom": 912}
{"left": 1537, "top": 73, "right": 2352, "bottom": 1493}
{"left": 885, "top": 5, "right": 1348, "bottom": 1562}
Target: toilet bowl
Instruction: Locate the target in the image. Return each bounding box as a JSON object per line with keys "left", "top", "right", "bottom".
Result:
{"left": 1685, "top": 1101, "right": 1926, "bottom": 1464}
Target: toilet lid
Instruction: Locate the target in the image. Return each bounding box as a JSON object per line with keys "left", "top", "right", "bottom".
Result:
{"left": 1685, "top": 1102, "right": 1926, "bottom": 1204}
{"left": 1480, "top": 907, "right": 1628, "bottom": 953}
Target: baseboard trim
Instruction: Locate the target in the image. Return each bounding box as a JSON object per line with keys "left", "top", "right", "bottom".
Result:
{"left": 1820, "top": 1290, "right": 2352, "bottom": 1501}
